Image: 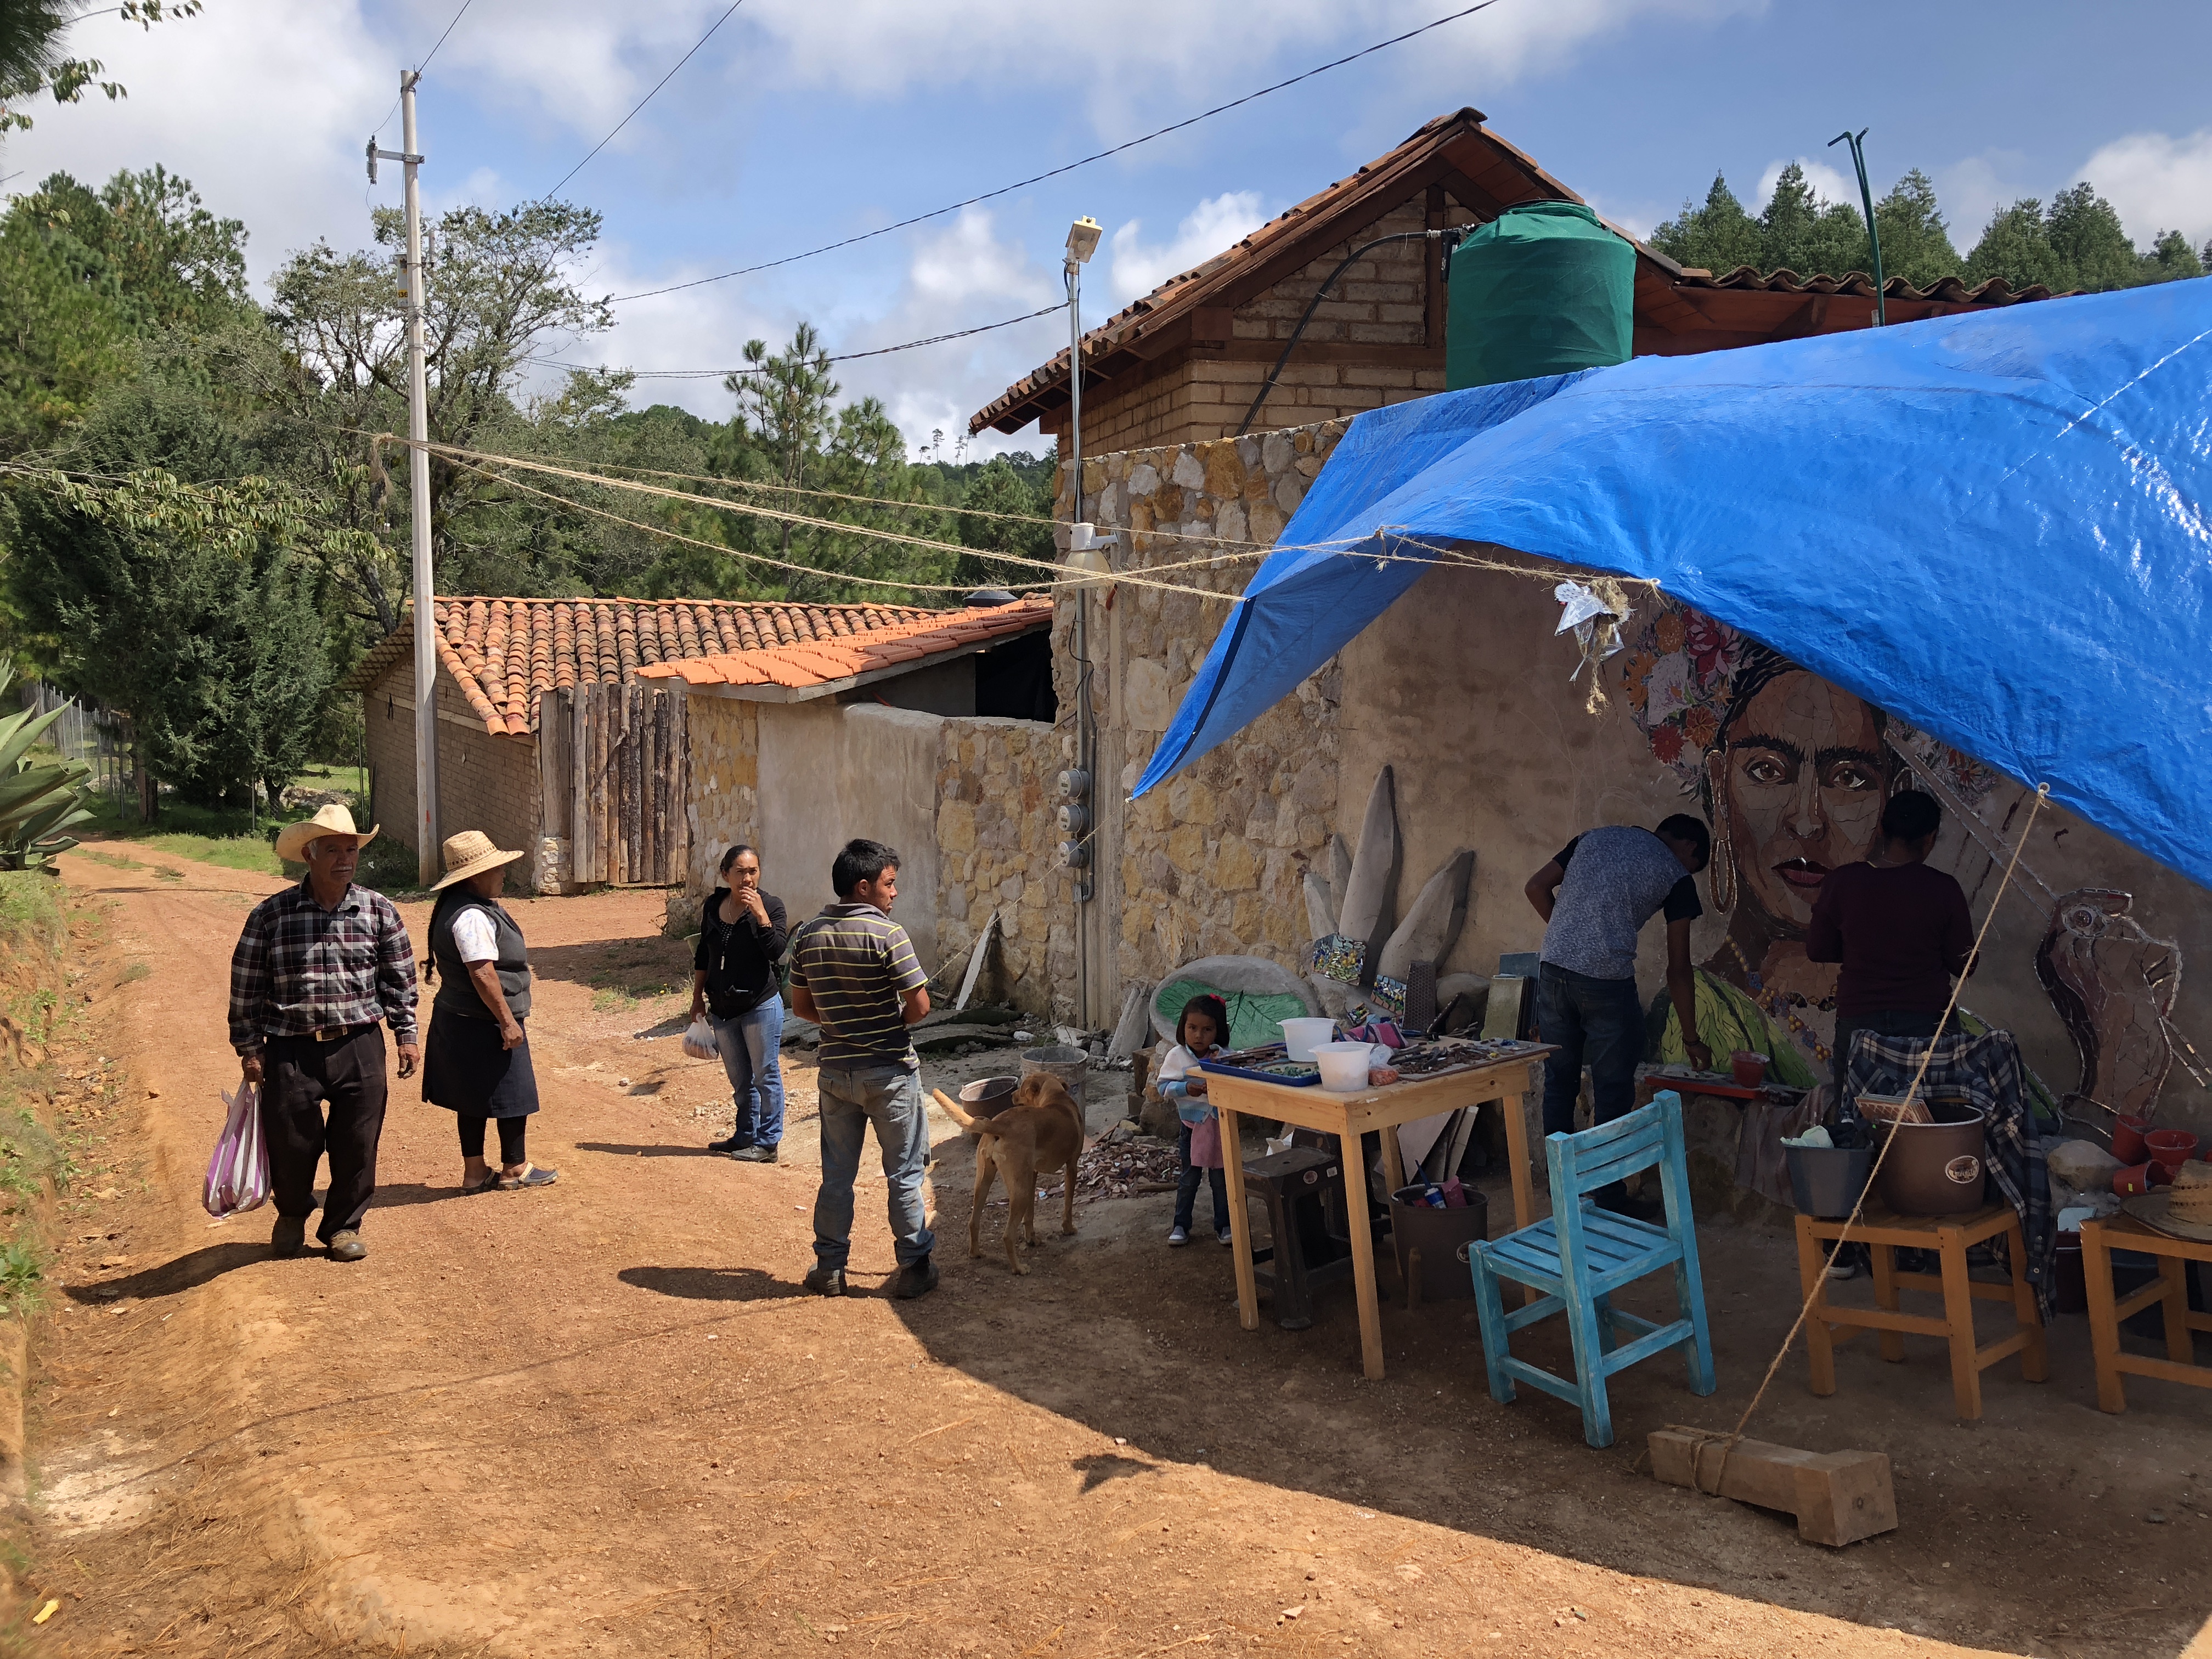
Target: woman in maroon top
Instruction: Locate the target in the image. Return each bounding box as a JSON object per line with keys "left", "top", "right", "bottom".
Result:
{"left": 1804, "top": 790, "right": 1976, "bottom": 1098}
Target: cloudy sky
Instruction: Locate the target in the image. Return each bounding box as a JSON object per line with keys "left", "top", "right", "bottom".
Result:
{"left": 7, "top": 0, "right": 2208, "bottom": 457}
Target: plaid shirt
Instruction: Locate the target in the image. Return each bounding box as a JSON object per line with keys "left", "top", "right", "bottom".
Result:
{"left": 228, "top": 879, "right": 419, "bottom": 1055}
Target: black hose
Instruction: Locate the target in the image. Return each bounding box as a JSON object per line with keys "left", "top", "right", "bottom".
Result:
{"left": 1234, "top": 228, "right": 1463, "bottom": 438}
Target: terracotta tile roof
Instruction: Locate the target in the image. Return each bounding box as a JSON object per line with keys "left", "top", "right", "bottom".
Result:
{"left": 971, "top": 106, "right": 2059, "bottom": 435}
{"left": 341, "top": 596, "right": 935, "bottom": 735}
{"left": 639, "top": 596, "right": 1055, "bottom": 696}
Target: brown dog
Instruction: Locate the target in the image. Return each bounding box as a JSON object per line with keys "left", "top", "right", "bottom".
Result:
{"left": 932, "top": 1075, "right": 1085, "bottom": 1274}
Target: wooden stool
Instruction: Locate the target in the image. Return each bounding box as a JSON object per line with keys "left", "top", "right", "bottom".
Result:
{"left": 2080, "top": 1214, "right": 2212, "bottom": 1412}
{"left": 1793, "top": 1203, "right": 2046, "bottom": 1420}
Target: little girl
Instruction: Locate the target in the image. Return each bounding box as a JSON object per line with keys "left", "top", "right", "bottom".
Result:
{"left": 1156, "top": 994, "right": 1232, "bottom": 1247}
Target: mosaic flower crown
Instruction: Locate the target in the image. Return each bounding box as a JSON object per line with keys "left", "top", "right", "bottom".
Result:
{"left": 1615, "top": 599, "right": 2005, "bottom": 809}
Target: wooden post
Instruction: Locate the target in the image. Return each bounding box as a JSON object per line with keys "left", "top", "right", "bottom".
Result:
{"left": 1647, "top": 1429, "right": 1897, "bottom": 1548}
{"left": 639, "top": 688, "right": 657, "bottom": 884}
{"left": 625, "top": 684, "right": 644, "bottom": 883}
{"left": 670, "top": 689, "right": 689, "bottom": 883}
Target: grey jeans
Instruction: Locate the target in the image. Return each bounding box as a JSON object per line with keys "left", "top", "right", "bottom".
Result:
{"left": 812, "top": 1061, "right": 935, "bottom": 1270}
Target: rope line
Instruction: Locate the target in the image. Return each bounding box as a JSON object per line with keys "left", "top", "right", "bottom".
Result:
{"left": 1701, "top": 782, "right": 2051, "bottom": 1492}
{"left": 526, "top": 301, "right": 1068, "bottom": 378}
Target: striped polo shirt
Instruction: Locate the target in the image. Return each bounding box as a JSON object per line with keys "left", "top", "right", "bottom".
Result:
{"left": 787, "top": 901, "right": 930, "bottom": 1069}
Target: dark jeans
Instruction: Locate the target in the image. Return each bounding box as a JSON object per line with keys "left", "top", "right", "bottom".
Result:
{"left": 1174, "top": 1125, "right": 1229, "bottom": 1233}
{"left": 458, "top": 1114, "right": 527, "bottom": 1165}
{"left": 1831, "top": 1008, "right": 1955, "bottom": 1102}
{"left": 261, "top": 1026, "right": 388, "bottom": 1242}
{"left": 1536, "top": 962, "right": 1644, "bottom": 1138}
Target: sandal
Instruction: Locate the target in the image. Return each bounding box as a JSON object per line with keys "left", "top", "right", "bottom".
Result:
{"left": 499, "top": 1164, "right": 559, "bottom": 1190}
{"left": 461, "top": 1170, "right": 500, "bottom": 1194}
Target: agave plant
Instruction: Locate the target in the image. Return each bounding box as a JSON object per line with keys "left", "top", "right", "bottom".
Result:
{"left": 0, "top": 658, "right": 94, "bottom": 871}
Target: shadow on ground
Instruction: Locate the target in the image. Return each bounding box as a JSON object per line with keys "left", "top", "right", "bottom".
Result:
{"left": 884, "top": 1137, "right": 2212, "bottom": 1659}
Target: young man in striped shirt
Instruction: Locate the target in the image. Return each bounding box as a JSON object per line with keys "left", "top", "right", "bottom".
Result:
{"left": 787, "top": 839, "right": 936, "bottom": 1299}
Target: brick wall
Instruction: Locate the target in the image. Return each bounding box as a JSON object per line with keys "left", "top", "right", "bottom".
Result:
{"left": 363, "top": 657, "right": 540, "bottom": 886}
{"left": 1052, "top": 200, "right": 1474, "bottom": 453}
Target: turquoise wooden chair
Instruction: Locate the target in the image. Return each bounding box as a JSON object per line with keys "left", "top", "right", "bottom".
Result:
{"left": 1468, "top": 1090, "right": 1715, "bottom": 1448}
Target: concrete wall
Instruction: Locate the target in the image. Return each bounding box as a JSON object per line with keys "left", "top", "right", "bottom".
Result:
{"left": 678, "top": 691, "right": 1070, "bottom": 1017}
{"left": 1063, "top": 416, "right": 2212, "bottom": 1138}
{"left": 363, "top": 657, "right": 540, "bottom": 876}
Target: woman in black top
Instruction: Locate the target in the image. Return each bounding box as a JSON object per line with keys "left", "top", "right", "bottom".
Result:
{"left": 422, "top": 830, "right": 555, "bottom": 1193}
{"left": 691, "top": 844, "right": 790, "bottom": 1163}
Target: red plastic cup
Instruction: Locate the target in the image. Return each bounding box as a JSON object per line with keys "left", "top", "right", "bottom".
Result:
{"left": 1731, "top": 1050, "right": 1768, "bottom": 1087}
{"left": 2111, "top": 1116, "right": 2151, "bottom": 1163}
{"left": 2146, "top": 1129, "right": 2199, "bottom": 1177}
{"left": 2113, "top": 1161, "right": 2155, "bottom": 1196}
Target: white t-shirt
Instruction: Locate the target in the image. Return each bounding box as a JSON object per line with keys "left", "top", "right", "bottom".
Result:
{"left": 451, "top": 909, "right": 499, "bottom": 963}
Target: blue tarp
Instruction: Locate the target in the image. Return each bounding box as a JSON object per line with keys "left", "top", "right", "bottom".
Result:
{"left": 1133, "top": 278, "right": 2212, "bottom": 891}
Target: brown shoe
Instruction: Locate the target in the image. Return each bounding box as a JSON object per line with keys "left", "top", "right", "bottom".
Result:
{"left": 326, "top": 1231, "right": 367, "bottom": 1263}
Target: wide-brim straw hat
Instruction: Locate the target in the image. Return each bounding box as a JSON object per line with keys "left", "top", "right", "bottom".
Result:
{"left": 2122, "top": 1158, "right": 2212, "bottom": 1243}
{"left": 274, "top": 804, "right": 380, "bottom": 864}
{"left": 431, "top": 829, "right": 527, "bottom": 891}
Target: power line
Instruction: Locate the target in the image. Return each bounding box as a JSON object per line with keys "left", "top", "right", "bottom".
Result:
{"left": 540, "top": 0, "right": 747, "bottom": 203}
{"left": 609, "top": 0, "right": 1504, "bottom": 304}
{"left": 524, "top": 300, "right": 1068, "bottom": 380}
{"left": 370, "top": 0, "right": 477, "bottom": 139}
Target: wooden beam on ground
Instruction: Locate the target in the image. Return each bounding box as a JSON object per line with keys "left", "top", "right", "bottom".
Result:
{"left": 1648, "top": 1427, "right": 1897, "bottom": 1548}
{"left": 953, "top": 911, "right": 999, "bottom": 1013}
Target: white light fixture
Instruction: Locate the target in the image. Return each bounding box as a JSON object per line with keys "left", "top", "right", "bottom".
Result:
{"left": 1064, "top": 522, "right": 1113, "bottom": 589}
{"left": 1065, "top": 216, "right": 1101, "bottom": 266}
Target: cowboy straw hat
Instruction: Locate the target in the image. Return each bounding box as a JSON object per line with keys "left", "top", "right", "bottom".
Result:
{"left": 431, "top": 829, "right": 527, "bottom": 891}
{"left": 274, "top": 803, "right": 380, "bottom": 864}
{"left": 2121, "top": 1158, "right": 2212, "bottom": 1244}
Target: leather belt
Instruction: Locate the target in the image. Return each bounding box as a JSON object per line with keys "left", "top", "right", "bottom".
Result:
{"left": 286, "top": 1022, "right": 374, "bottom": 1045}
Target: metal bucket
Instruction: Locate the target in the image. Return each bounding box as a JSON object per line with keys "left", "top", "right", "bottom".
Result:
{"left": 1873, "top": 1105, "right": 1988, "bottom": 1215}
{"left": 1020, "top": 1045, "right": 1088, "bottom": 1089}
{"left": 1786, "top": 1144, "right": 1874, "bottom": 1220}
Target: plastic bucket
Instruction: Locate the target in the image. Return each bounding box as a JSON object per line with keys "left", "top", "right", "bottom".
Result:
{"left": 1873, "top": 1105, "right": 1988, "bottom": 1215}
{"left": 2112, "top": 1116, "right": 2151, "bottom": 1163}
{"left": 1786, "top": 1144, "right": 1874, "bottom": 1220}
{"left": 1389, "top": 1184, "right": 1490, "bottom": 1305}
{"left": 1280, "top": 1018, "right": 1336, "bottom": 1061}
{"left": 958, "top": 1075, "right": 1019, "bottom": 1116}
{"left": 1313, "top": 1042, "right": 1373, "bottom": 1091}
{"left": 2147, "top": 1129, "right": 2199, "bottom": 1177}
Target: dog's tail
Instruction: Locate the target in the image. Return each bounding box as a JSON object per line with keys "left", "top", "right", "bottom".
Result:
{"left": 930, "top": 1088, "right": 1005, "bottom": 1136}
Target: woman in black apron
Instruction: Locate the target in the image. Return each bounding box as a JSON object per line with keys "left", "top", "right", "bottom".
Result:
{"left": 422, "top": 831, "right": 555, "bottom": 1192}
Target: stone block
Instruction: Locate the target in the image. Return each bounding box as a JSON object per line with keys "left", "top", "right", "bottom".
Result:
{"left": 1165, "top": 822, "right": 1207, "bottom": 872}
{"left": 1122, "top": 656, "right": 1176, "bottom": 732}
{"left": 1294, "top": 428, "right": 1315, "bottom": 454}
{"left": 1214, "top": 834, "right": 1258, "bottom": 891}
{"left": 1200, "top": 441, "right": 1245, "bottom": 499}
{"left": 940, "top": 802, "right": 977, "bottom": 854}
{"left": 1261, "top": 431, "right": 1294, "bottom": 475}
{"left": 1273, "top": 475, "right": 1306, "bottom": 515}
{"left": 1171, "top": 449, "right": 1206, "bottom": 490}
{"left": 1214, "top": 500, "right": 1248, "bottom": 545}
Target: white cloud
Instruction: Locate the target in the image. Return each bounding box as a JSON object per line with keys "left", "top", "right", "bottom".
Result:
{"left": 1754, "top": 156, "right": 1858, "bottom": 212}
{"left": 2077, "top": 128, "right": 2212, "bottom": 250}
{"left": 0, "top": 0, "right": 392, "bottom": 280}
{"left": 1932, "top": 153, "right": 2028, "bottom": 243}
{"left": 1108, "top": 190, "right": 1268, "bottom": 305}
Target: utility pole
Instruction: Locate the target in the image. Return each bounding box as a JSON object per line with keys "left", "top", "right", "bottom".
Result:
{"left": 371, "top": 75, "right": 438, "bottom": 883}
{"left": 1060, "top": 217, "right": 1102, "bottom": 1026}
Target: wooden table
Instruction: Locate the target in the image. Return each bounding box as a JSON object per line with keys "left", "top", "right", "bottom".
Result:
{"left": 1793, "top": 1201, "right": 2046, "bottom": 1420}
{"left": 2081, "top": 1213, "right": 2212, "bottom": 1412}
{"left": 1206, "top": 1049, "right": 1553, "bottom": 1381}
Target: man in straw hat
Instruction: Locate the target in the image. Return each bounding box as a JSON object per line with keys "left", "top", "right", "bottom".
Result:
{"left": 228, "top": 805, "right": 419, "bottom": 1262}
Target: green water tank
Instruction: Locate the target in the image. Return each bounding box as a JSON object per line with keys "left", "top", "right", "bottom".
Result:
{"left": 1445, "top": 201, "right": 1634, "bottom": 390}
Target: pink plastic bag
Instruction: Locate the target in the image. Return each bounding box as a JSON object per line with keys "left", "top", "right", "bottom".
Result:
{"left": 204, "top": 1082, "right": 271, "bottom": 1218}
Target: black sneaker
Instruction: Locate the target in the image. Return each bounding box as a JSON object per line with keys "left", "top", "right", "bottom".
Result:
{"left": 892, "top": 1256, "right": 939, "bottom": 1300}
{"left": 270, "top": 1215, "right": 307, "bottom": 1258}
{"left": 803, "top": 1262, "right": 846, "bottom": 1297}
{"left": 707, "top": 1134, "right": 747, "bottom": 1153}
{"left": 727, "top": 1144, "right": 778, "bottom": 1164}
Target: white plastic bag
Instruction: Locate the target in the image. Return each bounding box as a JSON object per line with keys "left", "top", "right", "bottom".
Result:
{"left": 204, "top": 1082, "right": 270, "bottom": 1218}
{"left": 681, "top": 1017, "right": 719, "bottom": 1062}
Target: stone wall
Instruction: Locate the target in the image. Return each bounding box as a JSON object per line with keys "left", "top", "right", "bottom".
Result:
{"left": 935, "top": 716, "right": 1075, "bottom": 1018}
{"left": 682, "top": 695, "right": 761, "bottom": 893}
{"left": 1054, "top": 422, "right": 1352, "bottom": 1018}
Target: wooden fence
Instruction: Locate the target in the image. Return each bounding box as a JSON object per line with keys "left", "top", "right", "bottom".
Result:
{"left": 537, "top": 682, "right": 689, "bottom": 887}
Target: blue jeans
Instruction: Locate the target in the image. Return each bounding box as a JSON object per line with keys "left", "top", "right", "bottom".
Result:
{"left": 710, "top": 995, "right": 786, "bottom": 1148}
{"left": 1174, "top": 1124, "right": 1229, "bottom": 1233}
{"left": 1536, "top": 961, "right": 1644, "bottom": 1138}
{"left": 812, "top": 1062, "right": 936, "bottom": 1270}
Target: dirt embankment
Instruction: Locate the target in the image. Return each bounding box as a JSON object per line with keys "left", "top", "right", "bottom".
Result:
{"left": 14, "top": 843, "right": 2211, "bottom": 1658}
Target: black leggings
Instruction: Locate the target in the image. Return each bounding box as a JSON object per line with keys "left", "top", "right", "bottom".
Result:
{"left": 458, "top": 1114, "right": 527, "bottom": 1165}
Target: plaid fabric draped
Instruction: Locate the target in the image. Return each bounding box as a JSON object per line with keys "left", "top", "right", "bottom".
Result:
{"left": 1844, "top": 1028, "right": 2057, "bottom": 1318}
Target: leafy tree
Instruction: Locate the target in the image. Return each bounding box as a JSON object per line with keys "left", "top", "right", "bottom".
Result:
{"left": 1650, "top": 173, "right": 1762, "bottom": 273}
{"left": 1, "top": 1, "right": 200, "bottom": 134}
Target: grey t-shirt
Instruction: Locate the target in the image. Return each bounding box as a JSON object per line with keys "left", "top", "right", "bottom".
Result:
{"left": 1539, "top": 826, "right": 1702, "bottom": 983}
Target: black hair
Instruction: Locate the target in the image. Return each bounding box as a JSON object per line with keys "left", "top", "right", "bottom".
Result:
{"left": 719, "top": 843, "right": 758, "bottom": 874}
{"left": 1882, "top": 790, "right": 1942, "bottom": 843}
{"left": 832, "top": 838, "right": 900, "bottom": 899}
{"left": 1655, "top": 813, "right": 1712, "bottom": 867}
{"left": 1177, "top": 994, "right": 1229, "bottom": 1052}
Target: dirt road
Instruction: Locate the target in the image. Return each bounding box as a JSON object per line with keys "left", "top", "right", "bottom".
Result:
{"left": 27, "top": 847, "right": 2211, "bottom": 1657}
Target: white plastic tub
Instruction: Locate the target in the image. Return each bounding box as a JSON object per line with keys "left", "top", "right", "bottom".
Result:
{"left": 1314, "top": 1041, "right": 1374, "bottom": 1092}
{"left": 1280, "top": 1017, "right": 1336, "bottom": 1060}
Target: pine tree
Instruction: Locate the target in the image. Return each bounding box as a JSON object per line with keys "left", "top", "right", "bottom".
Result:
{"left": 1965, "top": 201, "right": 2065, "bottom": 290}
{"left": 2045, "top": 183, "right": 2141, "bottom": 292}
{"left": 1649, "top": 173, "right": 1762, "bottom": 274}
{"left": 1872, "top": 169, "right": 1960, "bottom": 288}
{"left": 2143, "top": 229, "right": 2206, "bottom": 282}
